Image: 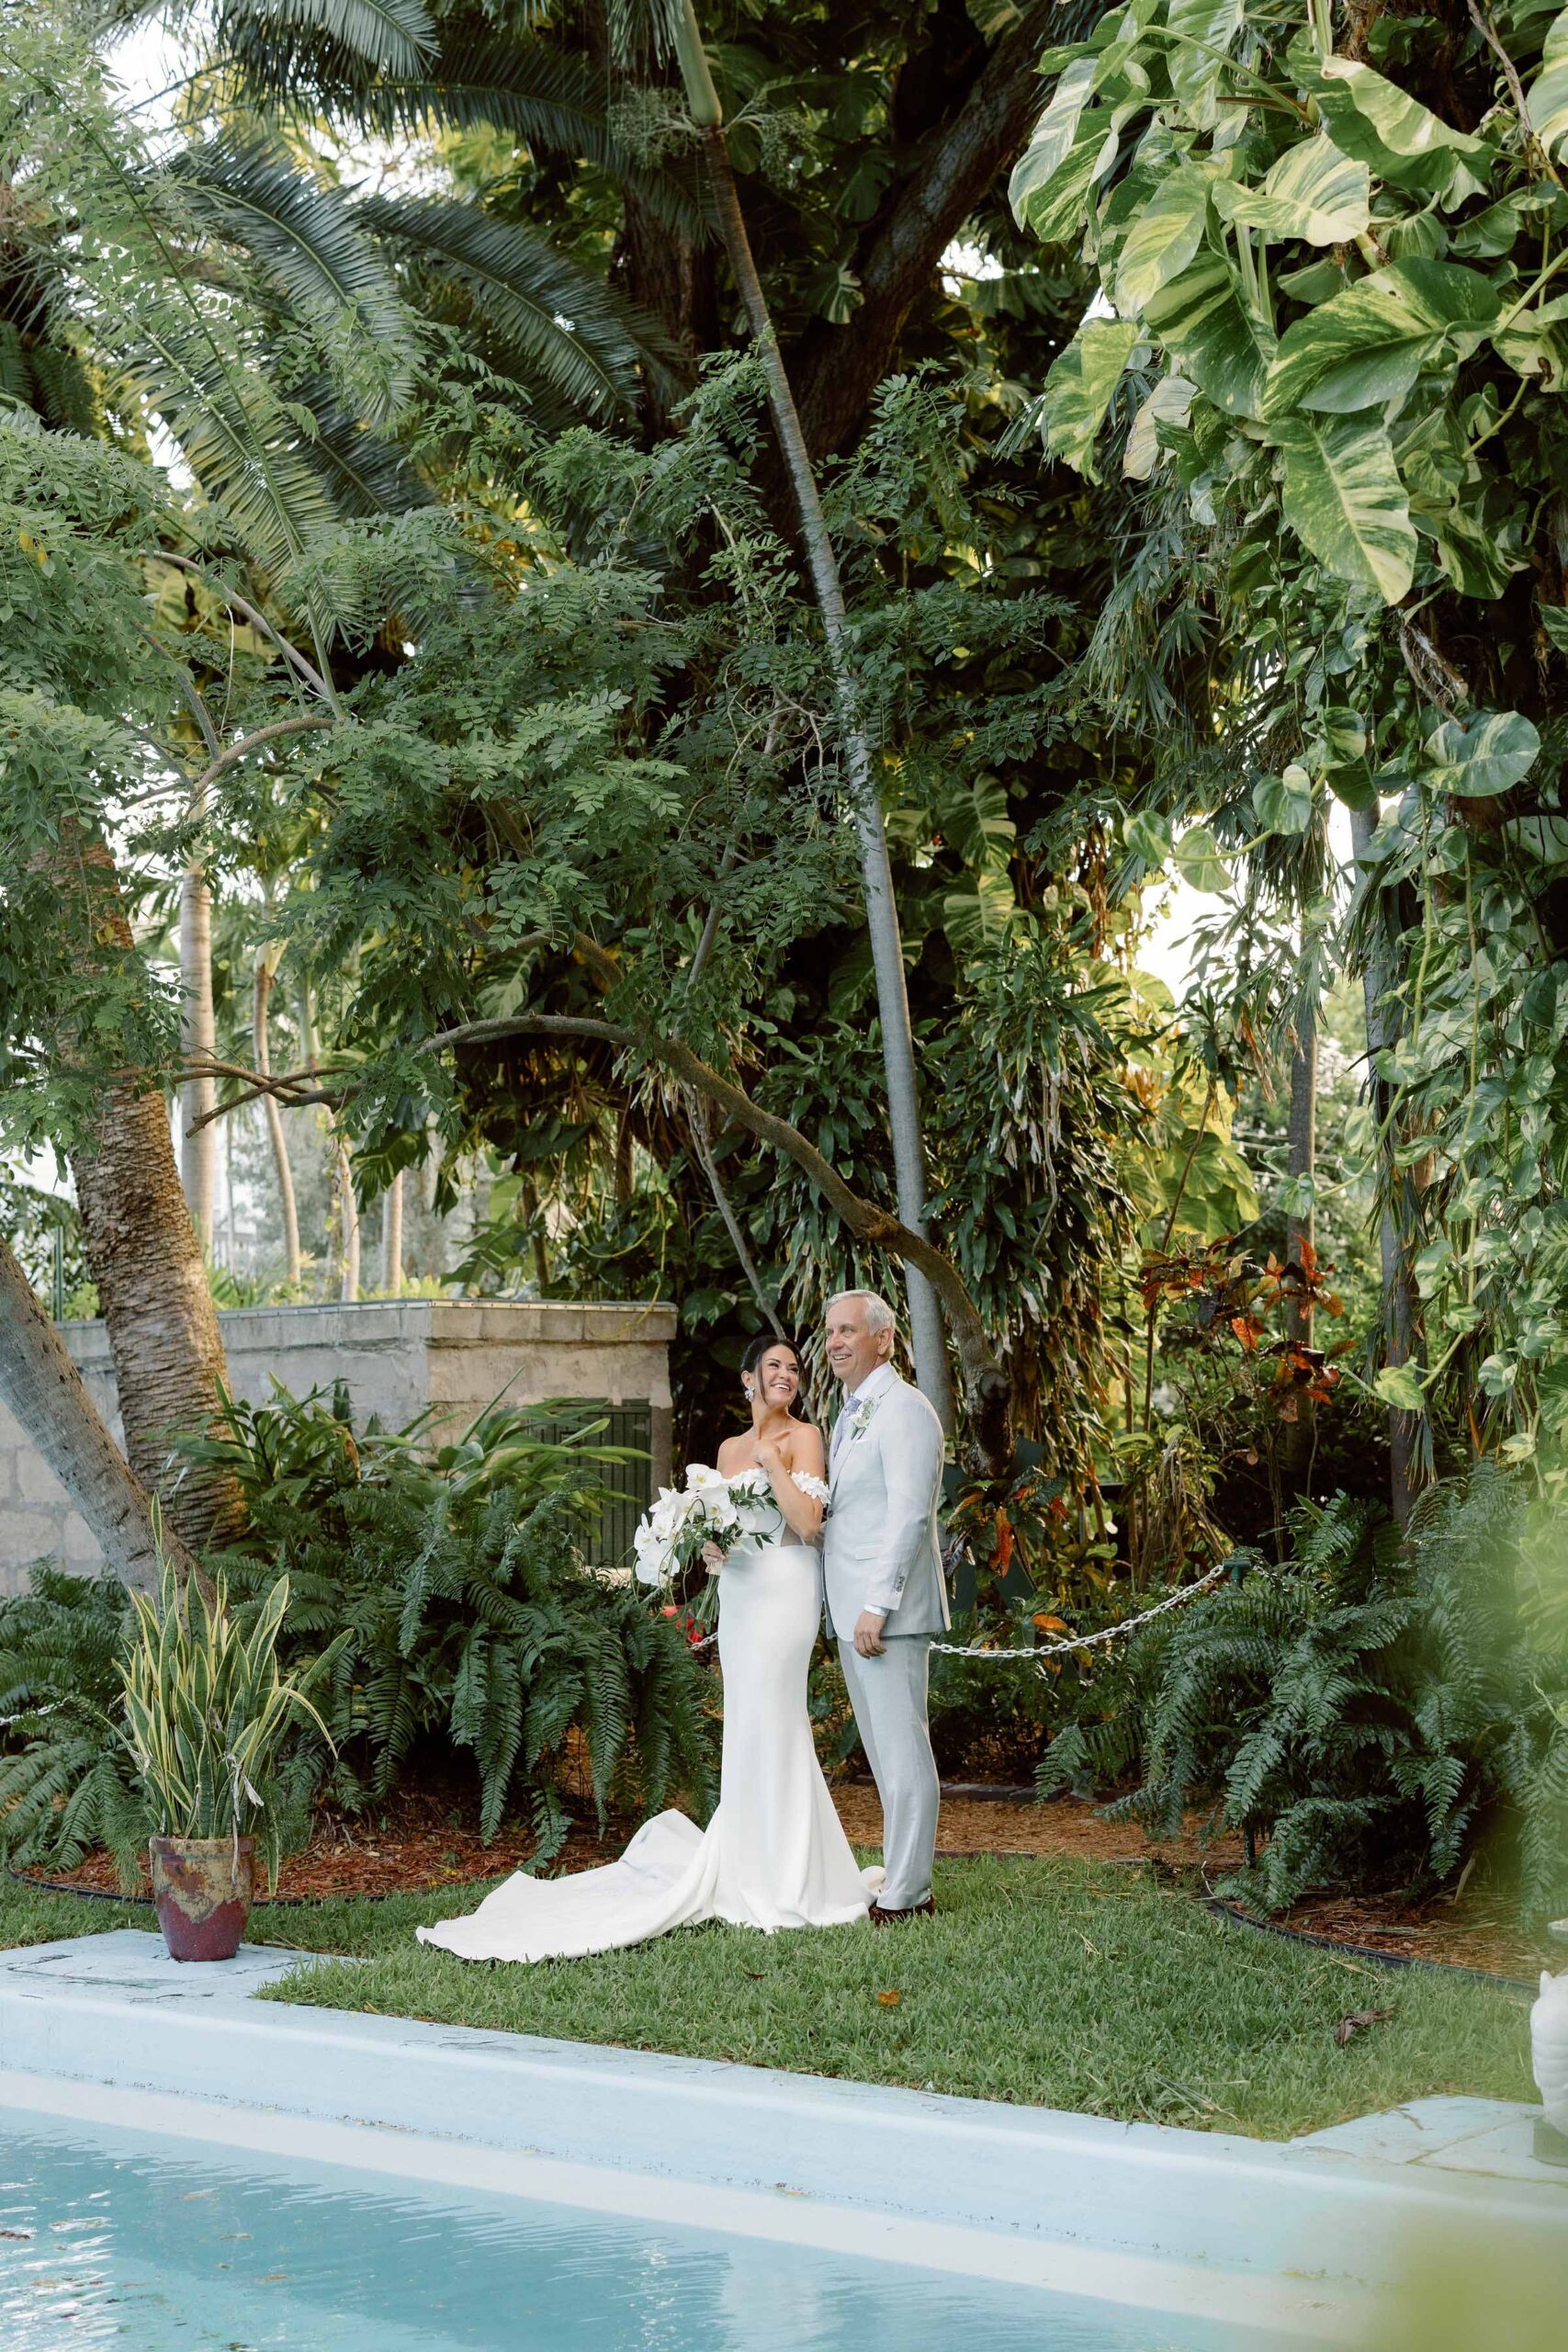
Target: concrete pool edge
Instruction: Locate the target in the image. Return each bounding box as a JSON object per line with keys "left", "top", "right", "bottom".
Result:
{"left": 1, "top": 1931, "right": 1562, "bottom": 2333}
{"left": 0, "top": 2067, "right": 1360, "bottom": 2342}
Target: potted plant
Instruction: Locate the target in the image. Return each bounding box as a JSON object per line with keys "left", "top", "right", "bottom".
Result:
{"left": 119, "top": 1545, "right": 332, "bottom": 1962}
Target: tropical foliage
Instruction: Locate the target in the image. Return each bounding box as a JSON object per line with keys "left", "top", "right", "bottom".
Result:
{"left": 1040, "top": 1472, "right": 1568, "bottom": 1917}
{"left": 0, "top": 1390, "right": 716, "bottom": 1882}
{"left": 1011, "top": 0, "right": 1568, "bottom": 1489}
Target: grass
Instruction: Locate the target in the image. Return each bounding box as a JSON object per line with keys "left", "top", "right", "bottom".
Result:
{"left": 0, "top": 1852, "right": 1536, "bottom": 2142}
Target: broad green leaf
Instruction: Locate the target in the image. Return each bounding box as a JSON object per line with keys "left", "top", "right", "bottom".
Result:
{"left": 1504, "top": 814, "right": 1568, "bottom": 864}
{"left": 1224, "top": 137, "right": 1371, "bottom": 245}
{"left": 1325, "top": 757, "right": 1378, "bottom": 812}
{"left": 1174, "top": 821, "right": 1231, "bottom": 893}
{"left": 1252, "top": 764, "right": 1314, "bottom": 835}
{"left": 1427, "top": 501, "right": 1518, "bottom": 600}
{"left": 1263, "top": 261, "right": 1498, "bottom": 418}
{"left": 1038, "top": 314, "right": 1141, "bottom": 476}
{"left": 1271, "top": 413, "right": 1416, "bottom": 601}
{"left": 1540, "top": 604, "right": 1568, "bottom": 650}
{"left": 1167, "top": 0, "right": 1244, "bottom": 123}
{"left": 1115, "top": 166, "right": 1212, "bottom": 311}
{"left": 1311, "top": 55, "right": 1492, "bottom": 191}
{"left": 1527, "top": 9, "right": 1568, "bottom": 156}
{"left": 1143, "top": 251, "right": 1273, "bottom": 418}
{"left": 943, "top": 868, "right": 1018, "bottom": 951}
{"left": 1010, "top": 62, "right": 1117, "bottom": 243}
{"left": 1321, "top": 707, "right": 1366, "bottom": 762}
{"left": 1123, "top": 808, "right": 1173, "bottom": 866}
{"left": 1122, "top": 371, "right": 1195, "bottom": 479}
{"left": 1493, "top": 290, "right": 1568, "bottom": 381}
{"left": 1423, "top": 708, "right": 1540, "bottom": 797}
{"left": 1373, "top": 1361, "right": 1428, "bottom": 1412}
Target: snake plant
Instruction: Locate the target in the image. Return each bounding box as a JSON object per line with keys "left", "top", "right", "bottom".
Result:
{"left": 118, "top": 1534, "right": 336, "bottom": 1885}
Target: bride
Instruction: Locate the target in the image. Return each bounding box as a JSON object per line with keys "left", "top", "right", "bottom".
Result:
{"left": 417, "top": 1334, "right": 880, "bottom": 1962}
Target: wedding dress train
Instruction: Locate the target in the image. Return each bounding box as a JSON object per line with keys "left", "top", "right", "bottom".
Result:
{"left": 417, "top": 1532, "right": 880, "bottom": 1962}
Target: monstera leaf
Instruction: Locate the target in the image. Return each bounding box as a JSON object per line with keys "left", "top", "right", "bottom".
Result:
{"left": 1115, "top": 166, "right": 1213, "bottom": 311}
{"left": 1010, "top": 61, "right": 1118, "bottom": 243}
{"left": 1039, "top": 314, "right": 1141, "bottom": 476}
{"left": 1224, "top": 136, "right": 1371, "bottom": 245}
{"left": 1123, "top": 372, "right": 1195, "bottom": 478}
{"left": 1528, "top": 9, "right": 1568, "bottom": 155}
{"left": 1252, "top": 764, "right": 1314, "bottom": 836}
{"left": 1263, "top": 262, "right": 1498, "bottom": 418}
{"left": 1303, "top": 51, "right": 1492, "bottom": 191}
{"left": 1271, "top": 413, "right": 1416, "bottom": 601}
{"left": 1423, "top": 710, "right": 1540, "bottom": 797}
{"left": 1167, "top": 0, "right": 1245, "bottom": 122}
{"left": 1143, "top": 252, "right": 1274, "bottom": 418}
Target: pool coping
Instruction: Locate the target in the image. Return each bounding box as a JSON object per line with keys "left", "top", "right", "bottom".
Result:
{"left": 1, "top": 1931, "right": 1563, "bottom": 2337}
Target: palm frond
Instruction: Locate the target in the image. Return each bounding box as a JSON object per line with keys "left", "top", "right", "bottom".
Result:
{"left": 169, "top": 131, "right": 418, "bottom": 418}
{"left": 358, "top": 193, "right": 675, "bottom": 425}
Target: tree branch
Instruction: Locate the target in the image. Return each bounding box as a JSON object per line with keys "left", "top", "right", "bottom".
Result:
{"left": 791, "top": 5, "right": 1053, "bottom": 459}
{"left": 155, "top": 551, "right": 338, "bottom": 707}
{"left": 191, "top": 711, "right": 337, "bottom": 798}
{"left": 684, "top": 1091, "right": 789, "bottom": 1341}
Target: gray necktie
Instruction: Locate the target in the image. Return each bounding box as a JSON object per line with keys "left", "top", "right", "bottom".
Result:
{"left": 831, "top": 1396, "right": 857, "bottom": 1461}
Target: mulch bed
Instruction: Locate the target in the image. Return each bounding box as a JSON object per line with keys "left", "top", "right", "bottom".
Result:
{"left": 24, "top": 1779, "right": 1556, "bottom": 1981}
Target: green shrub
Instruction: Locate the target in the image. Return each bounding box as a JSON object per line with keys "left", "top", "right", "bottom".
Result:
{"left": 1043, "top": 1470, "right": 1568, "bottom": 1918}
{"left": 0, "top": 1386, "right": 717, "bottom": 1881}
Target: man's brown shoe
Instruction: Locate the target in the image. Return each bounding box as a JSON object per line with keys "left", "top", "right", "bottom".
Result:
{"left": 868, "top": 1897, "right": 935, "bottom": 1926}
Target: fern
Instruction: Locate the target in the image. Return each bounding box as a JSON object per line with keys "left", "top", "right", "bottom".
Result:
{"left": 1059, "top": 1472, "right": 1568, "bottom": 1919}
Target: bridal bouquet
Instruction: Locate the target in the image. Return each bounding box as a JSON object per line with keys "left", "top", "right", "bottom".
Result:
{"left": 632, "top": 1464, "right": 788, "bottom": 1630}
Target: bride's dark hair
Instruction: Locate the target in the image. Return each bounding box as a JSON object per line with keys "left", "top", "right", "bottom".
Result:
{"left": 740, "top": 1333, "right": 800, "bottom": 1379}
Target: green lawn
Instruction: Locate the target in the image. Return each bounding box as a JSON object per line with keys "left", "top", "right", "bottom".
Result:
{"left": 0, "top": 1854, "right": 1535, "bottom": 2142}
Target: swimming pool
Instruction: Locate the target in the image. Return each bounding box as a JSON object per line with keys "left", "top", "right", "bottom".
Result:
{"left": 0, "top": 2106, "right": 1309, "bottom": 2352}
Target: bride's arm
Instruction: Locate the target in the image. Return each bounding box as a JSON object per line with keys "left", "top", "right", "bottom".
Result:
{"left": 757, "top": 1428, "right": 827, "bottom": 1542}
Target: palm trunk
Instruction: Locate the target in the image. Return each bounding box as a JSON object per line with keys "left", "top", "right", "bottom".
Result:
{"left": 380, "top": 1170, "right": 403, "bottom": 1295}
{"left": 46, "top": 825, "right": 242, "bottom": 1551}
{"left": 253, "top": 946, "right": 301, "bottom": 1287}
{"left": 1349, "top": 806, "right": 1422, "bottom": 1527}
{"left": 0, "top": 1233, "right": 205, "bottom": 1589}
{"left": 674, "top": 3, "right": 954, "bottom": 1431}
{"left": 178, "top": 860, "right": 216, "bottom": 1250}
{"left": 1281, "top": 1000, "right": 1316, "bottom": 1493}
{"left": 336, "top": 1134, "right": 360, "bottom": 1301}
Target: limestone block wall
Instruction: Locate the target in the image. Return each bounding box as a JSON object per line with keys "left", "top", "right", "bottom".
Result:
{"left": 0, "top": 1299, "right": 674, "bottom": 1595}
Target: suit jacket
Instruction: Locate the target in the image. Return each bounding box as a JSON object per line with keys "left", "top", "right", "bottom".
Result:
{"left": 821, "top": 1367, "right": 950, "bottom": 1642}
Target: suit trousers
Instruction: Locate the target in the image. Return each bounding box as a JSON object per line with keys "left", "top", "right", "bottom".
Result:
{"left": 838, "top": 1633, "right": 940, "bottom": 1910}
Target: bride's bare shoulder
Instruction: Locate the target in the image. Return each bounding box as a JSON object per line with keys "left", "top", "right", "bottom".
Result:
{"left": 715, "top": 1433, "right": 750, "bottom": 1472}
{"left": 784, "top": 1421, "right": 826, "bottom": 1472}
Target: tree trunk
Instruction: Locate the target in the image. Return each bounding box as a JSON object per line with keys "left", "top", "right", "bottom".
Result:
{"left": 178, "top": 861, "right": 216, "bottom": 1250}
{"left": 675, "top": 2, "right": 953, "bottom": 1430}
{"left": 1281, "top": 998, "right": 1316, "bottom": 1494}
{"left": 380, "top": 1170, "right": 403, "bottom": 1295}
{"left": 69, "top": 1080, "right": 243, "bottom": 1551}
{"left": 335, "top": 1134, "right": 361, "bottom": 1302}
{"left": 45, "top": 826, "right": 243, "bottom": 1551}
{"left": 253, "top": 946, "right": 301, "bottom": 1286}
{"left": 0, "top": 1232, "right": 204, "bottom": 1589}
{"left": 1349, "top": 806, "right": 1422, "bottom": 1527}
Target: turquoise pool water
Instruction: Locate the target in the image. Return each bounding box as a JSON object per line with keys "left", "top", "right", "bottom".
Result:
{"left": 0, "top": 2107, "right": 1307, "bottom": 2350}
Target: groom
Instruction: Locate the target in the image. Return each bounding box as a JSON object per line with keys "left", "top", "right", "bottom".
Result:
{"left": 821, "top": 1290, "right": 948, "bottom": 1924}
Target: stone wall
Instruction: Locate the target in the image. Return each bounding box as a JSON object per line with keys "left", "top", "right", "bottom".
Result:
{"left": 0, "top": 1299, "right": 674, "bottom": 1594}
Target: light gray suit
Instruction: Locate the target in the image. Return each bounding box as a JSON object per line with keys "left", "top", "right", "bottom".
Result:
{"left": 822, "top": 1365, "right": 948, "bottom": 1909}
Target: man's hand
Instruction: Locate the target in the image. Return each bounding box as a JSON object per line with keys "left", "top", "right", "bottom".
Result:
{"left": 852, "top": 1609, "right": 886, "bottom": 1657}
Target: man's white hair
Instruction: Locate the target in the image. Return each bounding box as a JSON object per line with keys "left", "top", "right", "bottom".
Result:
{"left": 826, "top": 1289, "right": 897, "bottom": 1337}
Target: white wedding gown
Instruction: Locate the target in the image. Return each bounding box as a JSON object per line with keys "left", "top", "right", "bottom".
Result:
{"left": 416, "top": 1529, "right": 880, "bottom": 1962}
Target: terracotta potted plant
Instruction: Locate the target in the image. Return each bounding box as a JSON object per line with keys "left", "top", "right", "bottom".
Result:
{"left": 119, "top": 1550, "right": 331, "bottom": 1962}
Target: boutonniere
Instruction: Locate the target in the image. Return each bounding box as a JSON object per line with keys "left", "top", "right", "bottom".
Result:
{"left": 843, "top": 1391, "right": 886, "bottom": 1450}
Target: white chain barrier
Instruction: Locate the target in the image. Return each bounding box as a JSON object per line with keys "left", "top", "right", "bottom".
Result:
{"left": 926, "top": 1560, "right": 1228, "bottom": 1664}
{"left": 679, "top": 1559, "right": 1229, "bottom": 1662}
